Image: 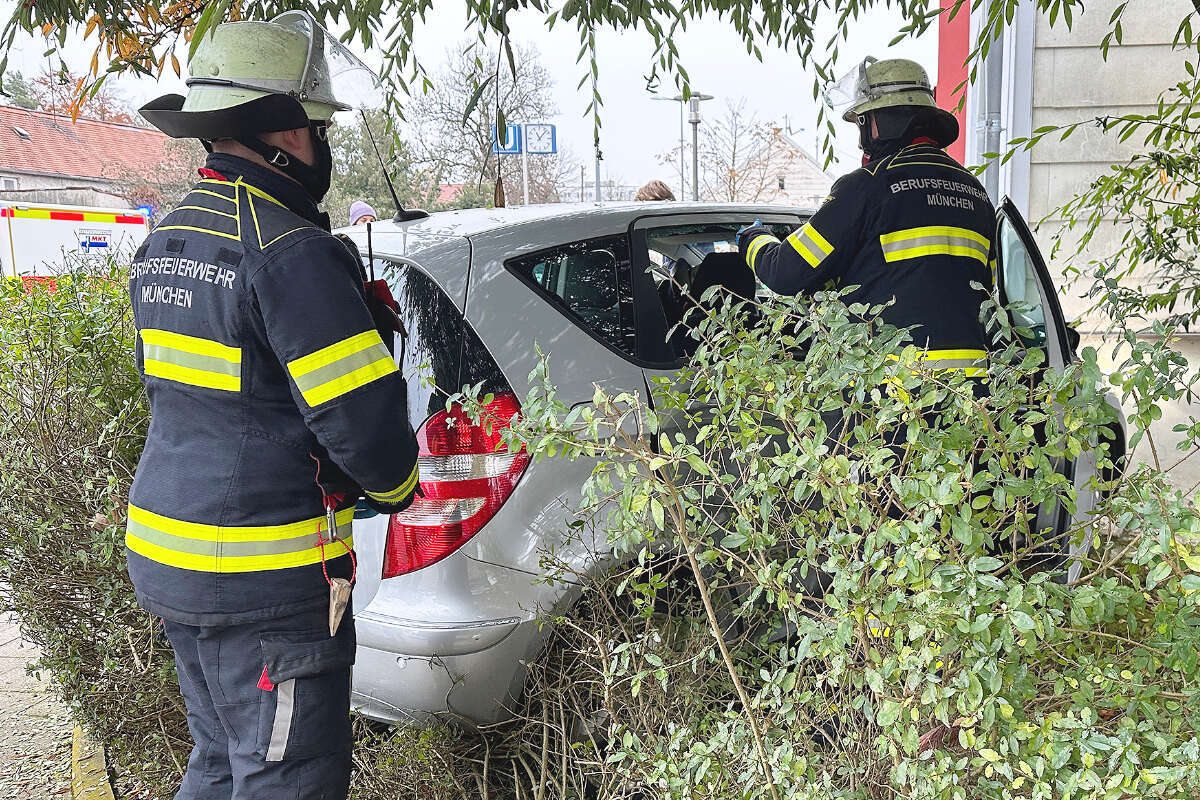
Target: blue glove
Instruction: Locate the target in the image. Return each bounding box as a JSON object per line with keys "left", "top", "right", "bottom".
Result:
{"left": 736, "top": 219, "right": 770, "bottom": 252}
{"left": 736, "top": 218, "right": 763, "bottom": 236}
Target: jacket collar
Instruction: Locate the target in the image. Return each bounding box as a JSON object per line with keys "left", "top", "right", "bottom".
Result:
{"left": 202, "top": 153, "right": 330, "bottom": 231}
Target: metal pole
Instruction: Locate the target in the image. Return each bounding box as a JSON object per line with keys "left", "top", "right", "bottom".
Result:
{"left": 679, "top": 100, "right": 686, "bottom": 199}
{"left": 688, "top": 97, "right": 701, "bottom": 202}
{"left": 580, "top": 165, "right": 585, "bottom": 202}
{"left": 521, "top": 123, "right": 531, "bottom": 205}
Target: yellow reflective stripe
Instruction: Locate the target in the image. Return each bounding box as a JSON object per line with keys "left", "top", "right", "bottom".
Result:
{"left": 235, "top": 179, "right": 286, "bottom": 208}
{"left": 157, "top": 224, "right": 240, "bottom": 241}
{"left": 786, "top": 223, "right": 834, "bottom": 269}
{"left": 191, "top": 188, "right": 236, "bottom": 204}
{"left": 287, "top": 330, "right": 397, "bottom": 407}
{"left": 887, "top": 348, "right": 988, "bottom": 376}
{"left": 129, "top": 504, "right": 354, "bottom": 542}
{"left": 140, "top": 329, "right": 242, "bottom": 392}
{"left": 141, "top": 329, "right": 241, "bottom": 362}
{"left": 883, "top": 243, "right": 989, "bottom": 265}
{"left": 125, "top": 504, "right": 355, "bottom": 573}
{"left": 126, "top": 532, "right": 354, "bottom": 572}
{"left": 174, "top": 204, "right": 238, "bottom": 219}
{"left": 366, "top": 464, "right": 421, "bottom": 503}
{"left": 288, "top": 331, "right": 381, "bottom": 375}
{"left": 918, "top": 348, "right": 988, "bottom": 362}
{"left": 880, "top": 226, "right": 989, "bottom": 246}
{"left": 880, "top": 224, "right": 990, "bottom": 255}
{"left": 799, "top": 222, "right": 833, "bottom": 255}
{"left": 744, "top": 234, "right": 779, "bottom": 271}
{"left": 786, "top": 233, "right": 821, "bottom": 268}
{"left": 144, "top": 360, "right": 241, "bottom": 391}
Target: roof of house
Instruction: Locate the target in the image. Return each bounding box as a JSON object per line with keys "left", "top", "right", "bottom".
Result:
{"left": 436, "top": 183, "right": 465, "bottom": 204}
{"left": 0, "top": 104, "right": 171, "bottom": 182}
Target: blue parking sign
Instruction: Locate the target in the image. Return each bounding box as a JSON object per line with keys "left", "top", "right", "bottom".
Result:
{"left": 491, "top": 124, "right": 522, "bottom": 154}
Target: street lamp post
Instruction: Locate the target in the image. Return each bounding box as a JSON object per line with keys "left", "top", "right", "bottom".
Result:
{"left": 652, "top": 95, "right": 687, "bottom": 198}
{"left": 687, "top": 94, "right": 714, "bottom": 201}
{"left": 654, "top": 92, "right": 713, "bottom": 200}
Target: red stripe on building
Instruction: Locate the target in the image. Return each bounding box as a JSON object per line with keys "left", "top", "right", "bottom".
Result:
{"left": 937, "top": 0, "right": 971, "bottom": 164}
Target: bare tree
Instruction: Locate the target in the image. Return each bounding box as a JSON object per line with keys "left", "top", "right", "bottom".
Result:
{"left": 408, "top": 42, "right": 576, "bottom": 205}
{"left": 692, "top": 100, "right": 802, "bottom": 203}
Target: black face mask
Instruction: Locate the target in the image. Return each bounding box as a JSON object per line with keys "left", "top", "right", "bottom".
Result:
{"left": 237, "top": 120, "right": 333, "bottom": 204}
{"left": 301, "top": 121, "right": 333, "bottom": 204}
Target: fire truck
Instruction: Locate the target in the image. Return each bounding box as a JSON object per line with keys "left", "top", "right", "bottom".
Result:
{"left": 1, "top": 200, "right": 150, "bottom": 281}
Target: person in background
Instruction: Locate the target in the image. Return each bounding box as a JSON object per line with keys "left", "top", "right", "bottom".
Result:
{"left": 349, "top": 200, "right": 377, "bottom": 225}
{"left": 635, "top": 180, "right": 676, "bottom": 202}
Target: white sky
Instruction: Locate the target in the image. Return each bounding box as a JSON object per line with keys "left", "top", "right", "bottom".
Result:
{"left": 2, "top": 3, "right": 938, "bottom": 194}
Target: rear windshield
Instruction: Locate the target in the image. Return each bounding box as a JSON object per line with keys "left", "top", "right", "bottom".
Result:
{"left": 375, "top": 258, "right": 508, "bottom": 429}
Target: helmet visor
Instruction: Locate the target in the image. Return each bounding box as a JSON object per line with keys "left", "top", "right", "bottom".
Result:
{"left": 270, "top": 11, "right": 384, "bottom": 113}
{"left": 825, "top": 58, "right": 874, "bottom": 112}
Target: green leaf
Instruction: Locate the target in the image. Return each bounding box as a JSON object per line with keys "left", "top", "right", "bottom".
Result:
{"left": 1009, "top": 610, "right": 1036, "bottom": 632}
{"left": 461, "top": 75, "right": 495, "bottom": 125}
{"left": 650, "top": 498, "right": 665, "bottom": 530}
{"left": 1146, "top": 561, "right": 1172, "bottom": 590}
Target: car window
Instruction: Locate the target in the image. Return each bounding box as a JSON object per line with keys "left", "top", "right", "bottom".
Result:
{"left": 377, "top": 259, "right": 509, "bottom": 425}
{"left": 645, "top": 221, "right": 794, "bottom": 292}
{"left": 997, "top": 215, "right": 1048, "bottom": 346}
{"left": 507, "top": 235, "right": 638, "bottom": 359}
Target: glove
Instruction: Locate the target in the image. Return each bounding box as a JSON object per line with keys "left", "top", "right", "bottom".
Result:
{"left": 353, "top": 498, "right": 380, "bottom": 519}
{"left": 736, "top": 219, "right": 770, "bottom": 252}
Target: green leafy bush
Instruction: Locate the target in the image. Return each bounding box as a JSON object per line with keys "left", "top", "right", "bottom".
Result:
{"left": 461, "top": 288, "right": 1200, "bottom": 799}
{"left": 0, "top": 266, "right": 189, "bottom": 790}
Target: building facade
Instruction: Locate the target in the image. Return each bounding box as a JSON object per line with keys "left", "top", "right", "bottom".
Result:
{"left": 0, "top": 105, "right": 181, "bottom": 209}
{"left": 943, "top": 0, "right": 1199, "bottom": 486}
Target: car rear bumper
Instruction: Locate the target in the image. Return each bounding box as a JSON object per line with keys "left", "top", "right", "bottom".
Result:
{"left": 351, "top": 615, "right": 543, "bottom": 726}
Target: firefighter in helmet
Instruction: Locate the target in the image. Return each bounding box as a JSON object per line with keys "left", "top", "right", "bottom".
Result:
{"left": 738, "top": 57, "right": 995, "bottom": 378}
{"left": 134, "top": 13, "right": 418, "bottom": 798}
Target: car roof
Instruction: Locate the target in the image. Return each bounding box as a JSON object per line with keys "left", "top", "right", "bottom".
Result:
{"left": 336, "top": 201, "right": 813, "bottom": 259}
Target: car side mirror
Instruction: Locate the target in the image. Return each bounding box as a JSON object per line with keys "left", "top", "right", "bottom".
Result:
{"left": 1065, "top": 323, "right": 1081, "bottom": 353}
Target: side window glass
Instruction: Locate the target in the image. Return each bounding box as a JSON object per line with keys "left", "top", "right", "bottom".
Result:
{"left": 507, "top": 235, "right": 637, "bottom": 358}
{"left": 998, "top": 216, "right": 1048, "bottom": 347}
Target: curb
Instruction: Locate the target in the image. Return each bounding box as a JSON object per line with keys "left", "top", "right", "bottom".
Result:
{"left": 71, "top": 726, "right": 116, "bottom": 800}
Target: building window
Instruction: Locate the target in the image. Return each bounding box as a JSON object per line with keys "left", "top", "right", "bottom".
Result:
{"left": 1, "top": 177, "right": 18, "bottom": 190}
{"left": 777, "top": 176, "right": 786, "bottom": 191}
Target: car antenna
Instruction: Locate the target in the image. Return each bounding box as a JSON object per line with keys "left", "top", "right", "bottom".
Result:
{"left": 361, "top": 109, "right": 428, "bottom": 223}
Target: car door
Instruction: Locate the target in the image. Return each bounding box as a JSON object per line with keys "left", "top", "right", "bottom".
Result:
{"left": 994, "top": 198, "right": 1094, "bottom": 582}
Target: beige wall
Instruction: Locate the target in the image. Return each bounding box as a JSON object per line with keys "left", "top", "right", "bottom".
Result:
{"left": 0, "top": 171, "right": 126, "bottom": 208}
{"left": 1029, "top": 0, "right": 1199, "bottom": 489}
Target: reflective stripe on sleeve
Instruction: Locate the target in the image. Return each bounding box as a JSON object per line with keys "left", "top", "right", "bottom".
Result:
{"left": 879, "top": 226, "right": 990, "bottom": 265}
{"left": 365, "top": 463, "right": 421, "bottom": 504}
{"left": 287, "top": 330, "right": 397, "bottom": 407}
{"left": 744, "top": 234, "right": 780, "bottom": 271}
{"left": 124, "top": 504, "right": 355, "bottom": 573}
{"left": 786, "top": 222, "right": 834, "bottom": 268}
{"left": 140, "top": 329, "right": 242, "bottom": 392}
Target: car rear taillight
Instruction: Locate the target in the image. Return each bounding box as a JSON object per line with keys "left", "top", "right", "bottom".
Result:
{"left": 382, "top": 393, "right": 529, "bottom": 578}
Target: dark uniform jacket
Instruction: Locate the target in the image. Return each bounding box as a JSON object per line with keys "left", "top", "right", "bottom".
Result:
{"left": 126, "top": 153, "right": 420, "bottom": 625}
{"left": 739, "top": 142, "right": 995, "bottom": 372}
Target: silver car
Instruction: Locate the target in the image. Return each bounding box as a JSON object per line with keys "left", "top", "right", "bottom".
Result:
{"left": 337, "top": 200, "right": 1126, "bottom": 726}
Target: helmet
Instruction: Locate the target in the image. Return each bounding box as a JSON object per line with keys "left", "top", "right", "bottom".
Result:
{"left": 140, "top": 11, "right": 380, "bottom": 140}
{"left": 826, "top": 57, "right": 958, "bottom": 147}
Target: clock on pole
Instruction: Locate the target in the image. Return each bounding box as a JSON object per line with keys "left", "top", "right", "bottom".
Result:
{"left": 524, "top": 124, "right": 557, "bottom": 155}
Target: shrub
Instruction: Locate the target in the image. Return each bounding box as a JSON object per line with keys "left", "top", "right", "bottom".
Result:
{"left": 460, "top": 288, "right": 1200, "bottom": 799}
{"left": 0, "top": 265, "right": 188, "bottom": 793}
